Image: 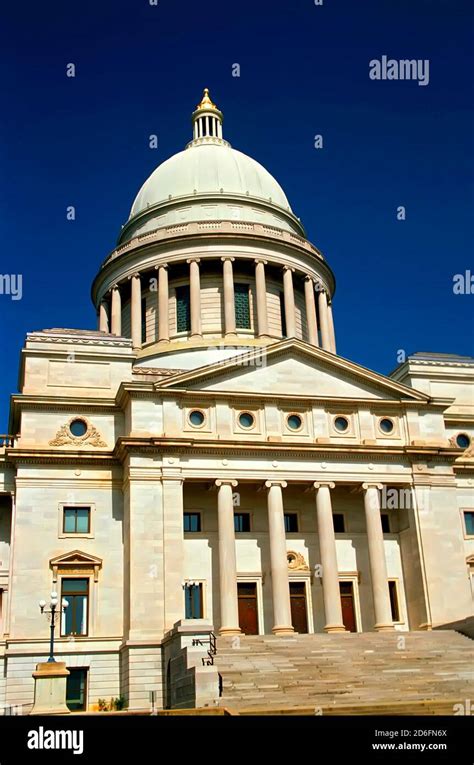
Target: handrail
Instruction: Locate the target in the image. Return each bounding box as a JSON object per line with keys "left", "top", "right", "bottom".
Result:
{"left": 192, "top": 631, "right": 218, "bottom": 666}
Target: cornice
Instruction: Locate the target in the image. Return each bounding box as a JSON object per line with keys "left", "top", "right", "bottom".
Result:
{"left": 91, "top": 220, "right": 336, "bottom": 304}
{"left": 112, "top": 435, "right": 458, "bottom": 463}
{"left": 25, "top": 332, "right": 133, "bottom": 349}
{"left": 5, "top": 449, "right": 119, "bottom": 466}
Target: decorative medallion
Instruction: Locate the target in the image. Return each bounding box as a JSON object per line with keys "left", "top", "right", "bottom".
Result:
{"left": 287, "top": 551, "right": 309, "bottom": 571}
{"left": 49, "top": 417, "right": 107, "bottom": 448}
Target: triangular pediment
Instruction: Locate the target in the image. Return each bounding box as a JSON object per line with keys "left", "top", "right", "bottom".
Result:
{"left": 158, "top": 339, "right": 429, "bottom": 402}
{"left": 50, "top": 550, "right": 103, "bottom": 568}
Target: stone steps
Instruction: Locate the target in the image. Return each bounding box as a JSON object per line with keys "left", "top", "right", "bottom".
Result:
{"left": 215, "top": 631, "right": 474, "bottom": 712}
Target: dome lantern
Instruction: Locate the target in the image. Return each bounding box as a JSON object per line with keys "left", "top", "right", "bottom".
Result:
{"left": 191, "top": 88, "right": 224, "bottom": 141}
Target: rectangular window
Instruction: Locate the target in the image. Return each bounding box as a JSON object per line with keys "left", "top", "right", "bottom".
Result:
{"left": 234, "top": 513, "right": 251, "bottom": 532}
{"left": 183, "top": 512, "right": 201, "bottom": 532}
{"left": 234, "top": 283, "right": 251, "bottom": 329}
{"left": 333, "top": 513, "right": 345, "bottom": 533}
{"left": 464, "top": 511, "right": 474, "bottom": 536}
{"left": 388, "top": 580, "right": 400, "bottom": 622}
{"left": 63, "top": 507, "right": 90, "bottom": 534}
{"left": 279, "top": 292, "right": 287, "bottom": 337}
{"left": 176, "top": 285, "right": 191, "bottom": 332}
{"left": 284, "top": 513, "right": 298, "bottom": 532}
{"left": 61, "top": 578, "right": 89, "bottom": 636}
{"left": 381, "top": 513, "right": 390, "bottom": 533}
{"left": 184, "top": 583, "right": 203, "bottom": 619}
{"left": 141, "top": 297, "right": 147, "bottom": 343}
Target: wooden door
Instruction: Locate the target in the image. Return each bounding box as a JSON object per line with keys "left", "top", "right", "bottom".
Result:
{"left": 340, "top": 582, "right": 357, "bottom": 632}
{"left": 290, "top": 582, "right": 308, "bottom": 633}
{"left": 238, "top": 583, "right": 259, "bottom": 635}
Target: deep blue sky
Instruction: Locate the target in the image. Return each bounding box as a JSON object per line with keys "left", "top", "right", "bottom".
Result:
{"left": 1, "top": 0, "right": 473, "bottom": 431}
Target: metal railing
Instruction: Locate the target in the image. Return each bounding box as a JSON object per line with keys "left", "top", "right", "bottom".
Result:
{"left": 192, "top": 631, "right": 217, "bottom": 666}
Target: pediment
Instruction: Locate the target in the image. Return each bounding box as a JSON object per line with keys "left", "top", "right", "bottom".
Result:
{"left": 158, "top": 339, "right": 429, "bottom": 403}
{"left": 50, "top": 550, "right": 103, "bottom": 582}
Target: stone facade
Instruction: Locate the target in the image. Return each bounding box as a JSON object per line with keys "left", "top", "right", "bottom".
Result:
{"left": 0, "top": 91, "right": 472, "bottom": 712}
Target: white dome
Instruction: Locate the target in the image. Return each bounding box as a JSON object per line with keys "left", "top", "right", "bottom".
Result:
{"left": 129, "top": 143, "right": 292, "bottom": 219}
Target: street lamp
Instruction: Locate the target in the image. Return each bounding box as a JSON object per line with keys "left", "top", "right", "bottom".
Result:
{"left": 39, "top": 592, "right": 69, "bottom": 663}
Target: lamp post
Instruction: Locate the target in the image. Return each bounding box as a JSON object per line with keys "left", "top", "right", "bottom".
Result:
{"left": 39, "top": 592, "right": 69, "bottom": 663}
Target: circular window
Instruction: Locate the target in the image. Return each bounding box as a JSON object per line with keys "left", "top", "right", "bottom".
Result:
{"left": 379, "top": 418, "right": 394, "bottom": 434}
{"left": 334, "top": 416, "right": 349, "bottom": 433}
{"left": 456, "top": 433, "right": 471, "bottom": 449}
{"left": 69, "top": 419, "right": 88, "bottom": 437}
{"left": 238, "top": 412, "right": 255, "bottom": 429}
{"left": 189, "top": 410, "right": 205, "bottom": 427}
{"left": 287, "top": 414, "right": 302, "bottom": 431}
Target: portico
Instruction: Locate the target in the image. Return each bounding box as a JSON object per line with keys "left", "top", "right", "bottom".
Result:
{"left": 179, "top": 477, "right": 398, "bottom": 635}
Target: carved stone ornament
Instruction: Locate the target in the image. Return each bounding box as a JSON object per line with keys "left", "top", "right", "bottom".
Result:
{"left": 49, "top": 418, "right": 107, "bottom": 448}
{"left": 287, "top": 551, "right": 309, "bottom": 571}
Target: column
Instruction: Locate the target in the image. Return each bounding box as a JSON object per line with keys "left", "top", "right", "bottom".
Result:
{"left": 98, "top": 299, "right": 109, "bottom": 333}
{"left": 254, "top": 259, "right": 269, "bottom": 337}
{"left": 162, "top": 477, "right": 184, "bottom": 631}
{"left": 327, "top": 302, "right": 336, "bottom": 353}
{"left": 318, "top": 288, "right": 331, "bottom": 351}
{"left": 130, "top": 273, "right": 142, "bottom": 350}
{"left": 221, "top": 257, "right": 237, "bottom": 337}
{"left": 363, "top": 483, "right": 394, "bottom": 631}
{"left": 187, "top": 258, "right": 202, "bottom": 338}
{"left": 282, "top": 266, "right": 296, "bottom": 338}
{"left": 216, "top": 480, "right": 241, "bottom": 635}
{"left": 265, "top": 481, "right": 294, "bottom": 634}
{"left": 314, "top": 482, "right": 345, "bottom": 632}
{"left": 111, "top": 284, "right": 121, "bottom": 336}
{"left": 157, "top": 264, "right": 169, "bottom": 343}
{"left": 304, "top": 276, "right": 319, "bottom": 346}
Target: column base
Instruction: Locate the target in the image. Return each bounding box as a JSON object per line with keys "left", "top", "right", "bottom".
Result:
{"left": 374, "top": 622, "right": 395, "bottom": 632}
{"left": 190, "top": 333, "right": 203, "bottom": 340}
{"left": 157, "top": 337, "right": 170, "bottom": 345}
{"left": 324, "top": 624, "right": 347, "bottom": 633}
{"left": 272, "top": 625, "right": 295, "bottom": 636}
{"left": 219, "top": 627, "right": 242, "bottom": 637}
{"left": 224, "top": 332, "right": 238, "bottom": 339}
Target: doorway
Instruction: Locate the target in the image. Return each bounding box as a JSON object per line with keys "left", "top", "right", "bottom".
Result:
{"left": 237, "top": 583, "right": 259, "bottom": 634}
{"left": 339, "top": 581, "right": 357, "bottom": 632}
{"left": 66, "top": 668, "right": 88, "bottom": 711}
{"left": 290, "top": 582, "right": 308, "bottom": 633}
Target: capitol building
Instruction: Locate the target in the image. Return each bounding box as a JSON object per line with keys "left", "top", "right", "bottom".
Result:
{"left": 0, "top": 90, "right": 472, "bottom": 712}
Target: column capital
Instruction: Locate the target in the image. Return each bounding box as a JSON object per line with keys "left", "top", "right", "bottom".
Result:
{"left": 215, "top": 479, "right": 238, "bottom": 488}
{"left": 111, "top": 283, "right": 120, "bottom": 292}
{"left": 254, "top": 258, "right": 268, "bottom": 265}
{"left": 362, "top": 482, "right": 383, "bottom": 491}
{"left": 282, "top": 265, "right": 295, "bottom": 273}
{"left": 186, "top": 257, "right": 201, "bottom": 265}
{"left": 155, "top": 263, "right": 168, "bottom": 270}
{"left": 304, "top": 274, "right": 317, "bottom": 284}
{"left": 313, "top": 481, "right": 335, "bottom": 490}
{"left": 128, "top": 272, "right": 141, "bottom": 281}
{"left": 221, "top": 256, "right": 235, "bottom": 263}
{"left": 265, "top": 480, "right": 287, "bottom": 489}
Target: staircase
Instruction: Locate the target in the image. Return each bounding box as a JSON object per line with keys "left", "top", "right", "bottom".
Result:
{"left": 215, "top": 631, "right": 474, "bottom": 713}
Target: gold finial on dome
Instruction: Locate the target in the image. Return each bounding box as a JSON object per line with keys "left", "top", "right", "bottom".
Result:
{"left": 197, "top": 87, "right": 217, "bottom": 111}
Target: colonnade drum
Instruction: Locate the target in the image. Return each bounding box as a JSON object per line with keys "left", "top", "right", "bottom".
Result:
{"left": 97, "top": 257, "right": 336, "bottom": 353}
